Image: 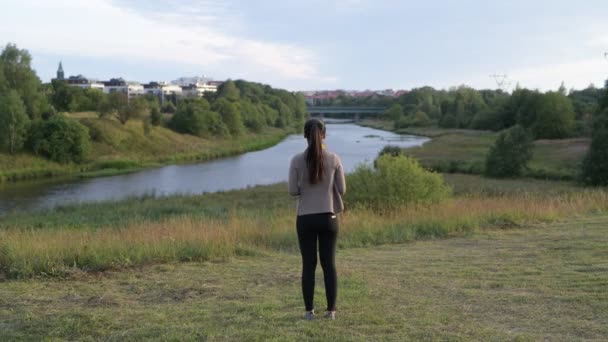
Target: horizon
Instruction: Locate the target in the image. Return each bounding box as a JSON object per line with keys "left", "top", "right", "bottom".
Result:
{"left": 2, "top": 0, "right": 608, "bottom": 92}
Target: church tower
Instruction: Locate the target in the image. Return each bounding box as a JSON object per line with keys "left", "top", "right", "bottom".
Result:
{"left": 57, "top": 61, "right": 65, "bottom": 81}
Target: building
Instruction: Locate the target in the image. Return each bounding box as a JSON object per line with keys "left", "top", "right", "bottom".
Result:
{"left": 172, "top": 76, "right": 212, "bottom": 87}
{"left": 56, "top": 62, "right": 65, "bottom": 81}
{"left": 143, "top": 82, "right": 183, "bottom": 103}
{"left": 66, "top": 75, "right": 104, "bottom": 90}
{"left": 103, "top": 78, "right": 144, "bottom": 98}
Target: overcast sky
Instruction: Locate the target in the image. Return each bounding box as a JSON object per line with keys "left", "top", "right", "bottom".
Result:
{"left": 1, "top": 0, "right": 608, "bottom": 91}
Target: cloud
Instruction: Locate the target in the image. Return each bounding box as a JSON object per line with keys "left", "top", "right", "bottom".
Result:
{"left": 0, "top": 0, "right": 336, "bottom": 86}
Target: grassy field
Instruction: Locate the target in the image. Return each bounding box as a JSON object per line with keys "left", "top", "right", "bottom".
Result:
{"left": 359, "top": 119, "right": 590, "bottom": 180}
{"left": 1, "top": 174, "right": 606, "bottom": 279}
{"left": 1, "top": 213, "right": 606, "bottom": 340}
{"left": 0, "top": 112, "right": 291, "bottom": 183}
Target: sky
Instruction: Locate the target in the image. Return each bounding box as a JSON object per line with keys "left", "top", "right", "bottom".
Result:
{"left": 1, "top": 0, "right": 608, "bottom": 91}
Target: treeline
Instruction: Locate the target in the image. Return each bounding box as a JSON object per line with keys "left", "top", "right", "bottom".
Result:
{"left": 0, "top": 43, "right": 306, "bottom": 165}
{"left": 483, "top": 83, "right": 608, "bottom": 185}
{"left": 319, "top": 84, "right": 604, "bottom": 139}
{"left": 169, "top": 80, "right": 307, "bottom": 138}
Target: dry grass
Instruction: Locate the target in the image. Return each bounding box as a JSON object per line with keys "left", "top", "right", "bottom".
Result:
{"left": 2, "top": 189, "right": 607, "bottom": 278}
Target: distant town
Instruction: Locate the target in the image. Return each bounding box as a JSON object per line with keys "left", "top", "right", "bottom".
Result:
{"left": 54, "top": 61, "right": 409, "bottom": 106}
{"left": 53, "top": 62, "right": 224, "bottom": 104}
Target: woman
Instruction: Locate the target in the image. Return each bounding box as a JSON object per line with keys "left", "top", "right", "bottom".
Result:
{"left": 288, "top": 118, "right": 346, "bottom": 320}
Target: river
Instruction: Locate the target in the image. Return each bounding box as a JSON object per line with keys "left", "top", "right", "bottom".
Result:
{"left": 0, "top": 123, "right": 428, "bottom": 214}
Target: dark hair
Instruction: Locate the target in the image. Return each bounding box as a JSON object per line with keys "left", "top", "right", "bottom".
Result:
{"left": 304, "top": 118, "right": 326, "bottom": 184}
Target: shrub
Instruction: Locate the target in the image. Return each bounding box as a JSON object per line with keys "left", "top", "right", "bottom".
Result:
{"left": 346, "top": 155, "right": 452, "bottom": 210}
{"left": 28, "top": 115, "right": 90, "bottom": 163}
{"left": 484, "top": 125, "right": 533, "bottom": 177}
{"left": 378, "top": 145, "right": 403, "bottom": 158}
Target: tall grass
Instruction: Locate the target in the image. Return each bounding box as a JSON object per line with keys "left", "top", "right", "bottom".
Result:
{"left": 2, "top": 190, "right": 606, "bottom": 278}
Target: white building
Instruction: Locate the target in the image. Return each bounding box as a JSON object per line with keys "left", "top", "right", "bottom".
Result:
{"left": 143, "top": 82, "right": 183, "bottom": 103}
{"left": 103, "top": 78, "right": 144, "bottom": 99}
{"left": 66, "top": 75, "right": 104, "bottom": 91}
{"left": 181, "top": 83, "right": 218, "bottom": 97}
{"left": 172, "top": 76, "right": 212, "bottom": 87}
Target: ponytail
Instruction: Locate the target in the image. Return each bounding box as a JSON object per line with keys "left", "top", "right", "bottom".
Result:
{"left": 304, "top": 118, "right": 326, "bottom": 184}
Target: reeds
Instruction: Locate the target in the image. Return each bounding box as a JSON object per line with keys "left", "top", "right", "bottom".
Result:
{"left": 2, "top": 190, "right": 606, "bottom": 278}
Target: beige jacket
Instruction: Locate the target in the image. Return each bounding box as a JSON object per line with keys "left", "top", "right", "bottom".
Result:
{"left": 288, "top": 149, "right": 346, "bottom": 216}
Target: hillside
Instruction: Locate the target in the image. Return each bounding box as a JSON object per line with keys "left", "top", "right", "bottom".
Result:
{"left": 0, "top": 113, "right": 289, "bottom": 183}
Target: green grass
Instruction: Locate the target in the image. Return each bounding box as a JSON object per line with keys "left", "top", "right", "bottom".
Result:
{"left": 359, "top": 119, "right": 590, "bottom": 180}
{"left": 1, "top": 174, "right": 606, "bottom": 278}
{"left": 0, "top": 114, "right": 291, "bottom": 184}
{"left": 1, "top": 214, "right": 607, "bottom": 340}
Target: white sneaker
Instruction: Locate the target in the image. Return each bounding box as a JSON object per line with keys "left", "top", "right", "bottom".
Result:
{"left": 324, "top": 311, "right": 336, "bottom": 320}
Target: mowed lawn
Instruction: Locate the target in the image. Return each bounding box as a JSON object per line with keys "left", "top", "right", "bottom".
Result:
{"left": 1, "top": 214, "right": 607, "bottom": 341}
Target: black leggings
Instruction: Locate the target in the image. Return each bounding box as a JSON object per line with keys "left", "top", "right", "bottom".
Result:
{"left": 296, "top": 212, "right": 339, "bottom": 312}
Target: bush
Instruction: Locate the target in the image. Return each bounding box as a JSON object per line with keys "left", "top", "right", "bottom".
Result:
{"left": 378, "top": 145, "right": 404, "bottom": 157}
{"left": 484, "top": 125, "right": 533, "bottom": 177}
{"left": 346, "top": 155, "right": 452, "bottom": 210}
{"left": 28, "top": 115, "right": 90, "bottom": 163}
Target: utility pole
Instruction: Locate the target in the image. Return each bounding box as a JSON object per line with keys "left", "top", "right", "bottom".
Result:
{"left": 490, "top": 74, "right": 511, "bottom": 92}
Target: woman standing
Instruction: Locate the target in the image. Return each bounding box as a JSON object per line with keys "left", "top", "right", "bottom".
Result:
{"left": 288, "top": 118, "right": 346, "bottom": 320}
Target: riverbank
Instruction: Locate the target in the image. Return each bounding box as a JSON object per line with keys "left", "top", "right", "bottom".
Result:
{"left": 358, "top": 119, "right": 589, "bottom": 180}
{"left": 0, "top": 113, "right": 292, "bottom": 184}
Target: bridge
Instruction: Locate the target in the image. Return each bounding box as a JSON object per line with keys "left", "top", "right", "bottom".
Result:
{"left": 306, "top": 106, "right": 387, "bottom": 122}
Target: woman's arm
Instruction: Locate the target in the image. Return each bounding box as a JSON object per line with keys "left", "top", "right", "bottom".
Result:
{"left": 334, "top": 154, "right": 346, "bottom": 195}
{"left": 288, "top": 156, "right": 300, "bottom": 196}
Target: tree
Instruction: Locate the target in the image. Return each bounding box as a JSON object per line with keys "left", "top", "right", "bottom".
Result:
{"left": 150, "top": 106, "right": 162, "bottom": 126}
{"left": 581, "top": 83, "right": 608, "bottom": 186}
{"left": 0, "top": 43, "right": 46, "bottom": 119}
{"left": 383, "top": 104, "right": 403, "bottom": 121}
{"left": 161, "top": 101, "right": 176, "bottom": 113}
{"left": 218, "top": 80, "right": 240, "bottom": 102}
{"left": 117, "top": 96, "right": 146, "bottom": 125}
{"left": 214, "top": 98, "right": 244, "bottom": 135}
{"left": 484, "top": 125, "right": 534, "bottom": 177}
{"left": 0, "top": 90, "right": 30, "bottom": 153}
{"left": 170, "top": 98, "right": 209, "bottom": 136}
{"left": 28, "top": 114, "right": 90, "bottom": 163}
{"left": 533, "top": 92, "right": 575, "bottom": 139}
{"left": 471, "top": 107, "right": 504, "bottom": 131}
